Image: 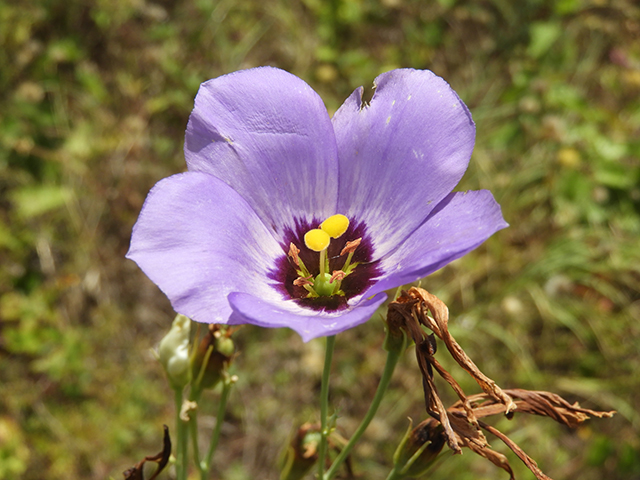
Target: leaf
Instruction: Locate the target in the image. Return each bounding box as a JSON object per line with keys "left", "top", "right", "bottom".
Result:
{"left": 122, "top": 426, "right": 171, "bottom": 480}
{"left": 528, "top": 22, "right": 562, "bottom": 58}
{"left": 10, "top": 185, "right": 72, "bottom": 219}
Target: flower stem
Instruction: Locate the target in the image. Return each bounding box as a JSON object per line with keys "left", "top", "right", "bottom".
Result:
{"left": 174, "top": 388, "right": 189, "bottom": 480}
{"left": 385, "top": 466, "right": 406, "bottom": 480}
{"left": 183, "top": 384, "right": 205, "bottom": 478}
{"left": 188, "top": 405, "right": 204, "bottom": 479}
{"left": 202, "top": 374, "right": 235, "bottom": 477}
{"left": 317, "top": 335, "right": 336, "bottom": 479}
{"left": 323, "top": 338, "right": 403, "bottom": 480}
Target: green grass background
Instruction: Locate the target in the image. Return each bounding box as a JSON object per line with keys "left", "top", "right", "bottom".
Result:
{"left": 1, "top": 0, "right": 639, "bottom": 478}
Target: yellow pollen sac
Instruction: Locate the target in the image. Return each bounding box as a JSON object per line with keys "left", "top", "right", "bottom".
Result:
{"left": 320, "top": 214, "right": 349, "bottom": 239}
{"left": 304, "top": 229, "right": 330, "bottom": 252}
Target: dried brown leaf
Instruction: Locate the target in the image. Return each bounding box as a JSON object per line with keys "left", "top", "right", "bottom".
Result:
{"left": 478, "top": 420, "right": 552, "bottom": 480}
{"left": 386, "top": 288, "right": 615, "bottom": 480}
{"left": 452, "top": 389, "right": 615, "bottom": 427}
{"left": 407, "top": 287, "right": 517, "bottom": 413}
{"left": 414, "top": 335, "right": 462, "bottom": 453}
{"left": 123, "top": 425, "right": 171, "bottom": 480}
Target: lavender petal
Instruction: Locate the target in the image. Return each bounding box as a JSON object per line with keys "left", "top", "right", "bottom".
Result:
{"left": 333, "top": 69, "right": 476, "bottom": 260}
{"left": 227, "top": 291, "right": 388, "bottom": 342}
{"left": 185, "top": 67, "right": 339, "bottom": 235}
{"left": 127, "top": 172, "right": 285, "bottom": 324}
{"left": 368, "top": 190, "right": 508, "bottom": 295}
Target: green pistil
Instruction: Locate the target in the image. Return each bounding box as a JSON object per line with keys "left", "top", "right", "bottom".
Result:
{"left": 314, "top": 272, "right": 335, "bottom": 297}
{"left": 292, "top": 235, "right": 360, "bottom": 299}
{"left": 313, "top": 249, "right": 338, "bottom": 297}
{"left": 319, "top": 249, "right": 327, "bottom": 277}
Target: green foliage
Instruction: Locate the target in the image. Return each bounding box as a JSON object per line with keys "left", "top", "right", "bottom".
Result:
{"left": 1, "top": 0, "right": 639, "bottom": 478}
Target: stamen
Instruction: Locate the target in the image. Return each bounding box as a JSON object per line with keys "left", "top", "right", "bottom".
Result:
{"left": 278, "top": 218, "right": 379, "bottom": 309}
{"left": 340, "top": 237, "right": 362, "bottom": 256}
{"left": 293, "top": 276, "right": 314, "bottom": 286}
{"left": 296, "top": 217, "right": 356, "bottom": 299}
{"left": 341, "top": 237, "right": 362, "bottom": 274}
{"left": 329, "top": 270, "right": 345, "bottom": 284}
{"left": 288, "top": 243, "right": 301, "bottom": 266}
{"left": 320, "top": 214, "right": 349, "bottom": 239}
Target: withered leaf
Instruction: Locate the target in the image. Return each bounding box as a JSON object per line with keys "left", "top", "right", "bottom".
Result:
{"left": 478, "top": 420, "right": 551, "bottom": 480}
{"left": 123, "top": 425, "right": 171, "bottom": 480}
{"left": 452, "top": 389, "right": 615, "bottom": 427}
{"left": 387, "top": 288, "right": 615, "bottom": 480}
{"left": 402, "top": 288, "right": 517, "bottom": 413}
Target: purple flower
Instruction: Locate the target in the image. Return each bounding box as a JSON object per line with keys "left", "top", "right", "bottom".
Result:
{"left": 127, "top": 67, "right": 507, "bottom": 342}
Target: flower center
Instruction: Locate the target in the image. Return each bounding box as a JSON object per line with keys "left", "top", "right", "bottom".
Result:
{"left": 270, "top": 216, "right": 380, "bottom": 312}
{"left": 297, "top": 214, "right": 355, "bottom": 298}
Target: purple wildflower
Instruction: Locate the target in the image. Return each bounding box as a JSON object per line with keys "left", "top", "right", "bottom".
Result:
{"left": 127, "top": 67, "right": 508, "bottom": 342}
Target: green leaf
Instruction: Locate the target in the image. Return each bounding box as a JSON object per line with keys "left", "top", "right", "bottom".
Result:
{"left": 10, "top": 185, "right": 72, "bottom": 219}
{"left": 528, "top": 21, "right": 562, "bottom": 58}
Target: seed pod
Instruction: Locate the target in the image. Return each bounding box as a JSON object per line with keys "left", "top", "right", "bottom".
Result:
{"left": 191, "top": 324, "right": 235, "bottom": 390}
{"left": 393, "top": 418, "right": 446, "bottom": 478}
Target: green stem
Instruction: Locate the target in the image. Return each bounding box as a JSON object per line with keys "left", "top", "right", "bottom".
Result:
{"left": 202, "top": 375, "right": 234, "bottom": 476}
{"left": 193, "top": 345, "right": 214, "bottom": 395}
{"left": 186, "top": 386, "right": 205, "bottom": 479}
{"left": 385, "top": 466, "right": 405, "bottom": 480}
{"left": 317, "top": 335, "right": 336, "bottom": 479}
{"left": 174, "top": 388, "right": 189, "bottom": 480}
{"left": 323, "top": 342, "right": 402, "bottom": 480}
{"left": 188, "top": 406, "right": 205, "bottom": 479}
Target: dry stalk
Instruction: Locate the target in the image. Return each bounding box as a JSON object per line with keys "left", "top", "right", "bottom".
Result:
{"left": 386, "top": 288, "right": 615, "bottom": 480}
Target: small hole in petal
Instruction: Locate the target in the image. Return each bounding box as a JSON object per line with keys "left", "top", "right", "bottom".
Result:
{"left": 361, "top": 84, "right": 376, "bottom": 108}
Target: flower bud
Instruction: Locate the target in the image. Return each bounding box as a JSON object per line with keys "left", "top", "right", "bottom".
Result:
{"left": 158, "top": 314, "right": 191, "bottom": 389}
{"left": 279, "top": 423, "right": 321, "bottom": 480}
{"left": 191, "top": 324, "right": 235, "bottom": 390}
{"left": 393, "top": 418, "right": 445, "bottom": 478}
{"left": 384, "top": 305, "right": 408, "bottom": 354}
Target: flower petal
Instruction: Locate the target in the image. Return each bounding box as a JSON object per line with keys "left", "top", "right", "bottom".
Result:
{"left": 368, "top": 190, "right": 508, "bottom": 295}
{"left": 185, "top": 67, "right": 339, "bottom": 235}
{"left": 126, "top": 172, "right": 286, "bottom": 323}
{"left": 332, "top": 69, "right": 475, "bottom": 259}
{"left": 227, "top": 291, "right": 388, "bottom": 342}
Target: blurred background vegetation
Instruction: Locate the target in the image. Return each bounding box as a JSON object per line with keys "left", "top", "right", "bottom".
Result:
{"left": 1, "top": 0, "right": 639, "bottom": 478}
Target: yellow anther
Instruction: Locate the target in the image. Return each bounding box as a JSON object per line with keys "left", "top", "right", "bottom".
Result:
{"left": 304, "top": 229, "right": 330, "bottom": 252}
{"left": 320, "top": 214, "right": 349, "bottom": 239}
